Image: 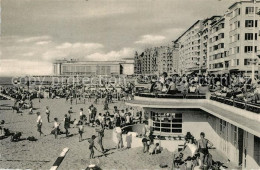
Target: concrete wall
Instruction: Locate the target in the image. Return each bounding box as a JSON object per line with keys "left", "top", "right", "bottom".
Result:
{"left": 243, "top": 132, "right": 260, "bottom": 169}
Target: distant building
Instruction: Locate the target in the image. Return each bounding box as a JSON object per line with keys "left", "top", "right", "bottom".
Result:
{"left": 134, "top": 46, "right": 178, "bottom": 75}
{"left": 53, "top": 58, "right": 134, "bottom": 76}
{"left": 174, "top": 20, "right": 203, "bottom": 75}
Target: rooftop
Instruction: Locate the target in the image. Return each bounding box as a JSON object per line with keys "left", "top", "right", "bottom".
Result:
{"left": 126, "top": 96, "right": 260, "bottom": 138}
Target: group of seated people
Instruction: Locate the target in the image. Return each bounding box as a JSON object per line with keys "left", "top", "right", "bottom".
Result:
{"left": 211, "top": 76, "right": 260, "bottom": 104}
{"left": 149, "top": 73, "right": 208, "bottom": 95}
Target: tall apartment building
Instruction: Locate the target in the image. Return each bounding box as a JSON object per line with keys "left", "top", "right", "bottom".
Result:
{"left": 134, "top": 51, "right": 142, "bottom": 75}
{"left": 227, "top": 0, "right": 260, "bottom": 76}
{"left": 201, "top": 16, "right": 222, "bottom": 74}
{"left": 208, "top": 15, "right": 230, "bottom": 74}
{"left": 174, "top": 20, "right": 203, "bottom": 75}
{"left": 134, "top": 45, "right": 178, "bottom": 75}
{"left": 174, "top": 0, "right": 260, "bottom": 76}
{"left": 157, "top": 46, "right": 176, "bottom": 75}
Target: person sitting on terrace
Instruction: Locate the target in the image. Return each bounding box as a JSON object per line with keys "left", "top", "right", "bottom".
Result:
{"left": 209, "top": 81, "right": 221, "bottom": 92}
{"left": 159, "top": 72, "right": 168, "bottom": 85}
{"left": 243, "top": 82, "right": 260, "bottom": 103}
{"left": 167, "top": 79, "right": 178, "bottom": 94}
{"left": 189, "top": 82, "right": 197, "bottom": 93}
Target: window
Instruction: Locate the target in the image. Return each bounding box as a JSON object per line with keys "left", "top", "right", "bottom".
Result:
{"left": 151, "top": 112, "right": 183, "bottom": 134}
{"left": 244, "top": 46, "right": 253, "bottom": 53}
{"left": 236, "top": 47, "right": 240, "bottom": 53}
{"left": 219, "top": 33, "right": 224, "bottom": 39}
{"left": 246, "top": 7, "right": 258, "bottom": 14}
{"left": 246, "top": 7, "right": 254, "bottom": 14}
{"left": 245, "top": 20, "right": 258, "bottom": 27}
{"left": 234, "top": 8, "right": 240, "bottom": 16}
{"left": 245, "top": 33, "right": 257, "bottom": 40}
{"left": 245, "top": 33, "right": 254, "bottom": 40}
{"left": 219, "top": 43, "right": 224, "bottom": 49}
{"left": 232, "top": 125, "right": 238, "bottom": 146}
{"left": 246, "top": 20, "right": 254, "bottom": 27}
{"left": 244, "top": 46, "right": 257, "bottom": 53}
{"left": 235, "top": 21, "right": 240, "bottom": 29}
{"left": 244, "top": 59, "right": 250, "bottom": 65}
{"left": 234, "top": 34, "right": 240, "bottom": 41}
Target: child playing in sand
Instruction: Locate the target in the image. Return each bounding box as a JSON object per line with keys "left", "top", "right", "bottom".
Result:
{"left": 78, "top": 120, "right": 84, "bottom": 142}
{"left": 88, "top": 135, "right": 97, "bottom": 159}
{"left": 149, "top": 143, "right": 160, "bottom": 155}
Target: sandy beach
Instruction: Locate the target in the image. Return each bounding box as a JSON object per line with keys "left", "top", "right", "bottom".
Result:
{"left": 0, "top": 98, "right": 175, "bottom": 169}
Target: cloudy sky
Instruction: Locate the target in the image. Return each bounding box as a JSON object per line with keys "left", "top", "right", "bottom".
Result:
{"left": 0, "top": 0, "right": 236, "bottom": 76}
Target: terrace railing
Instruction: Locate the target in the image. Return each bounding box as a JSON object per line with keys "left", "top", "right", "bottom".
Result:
{"left": 210, "top": 94, "right": 260, "bottom": 114}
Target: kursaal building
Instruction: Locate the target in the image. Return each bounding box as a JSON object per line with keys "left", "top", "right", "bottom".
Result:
{"left": 53, "top": 58, "right": 134, "bottom": 76}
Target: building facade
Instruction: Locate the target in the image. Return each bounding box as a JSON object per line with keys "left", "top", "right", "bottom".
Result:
{"left": 174, "top": 0, "right": 260, "bottom": 75}
{"left": 174, "top": 20, "right": 203, "bottom": 75}
{"left": 227, "top": 1, "right": 260, "bottom": 76}
{"left": 208, "top": 15, "right": 230, "bottom": 74}
{"left": 53, "top": 59, "right": 134, "bottom": 76}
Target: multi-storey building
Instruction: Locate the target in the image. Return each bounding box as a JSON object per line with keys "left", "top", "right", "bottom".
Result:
{"left": 157, "top": 46, "right": 175, "bottom": 75}
{"left": 134, "top": 51, "right": 142, "bottom": 75}
{"left": 208, "top": 15, "right": 230, "bottom": 74}
{"left": 227, "top": 0, "right": 260, "bottom": 76}
{"left": 201, "top": 16, "right": 222, "bottom": 74}
{"left": 134, "top": 45, "right": 178, "bottom": 75}
{"left": 141, "top": 48, "right": 158, "bottom": 75}
{"left": 53, "top": 59, "right": 134, "bottom": 76}
{"left": 174, "top": 20, "right": 203, "bottom": 75}
{"left": 173, "top": 0, "right": 260, "bottom": 76}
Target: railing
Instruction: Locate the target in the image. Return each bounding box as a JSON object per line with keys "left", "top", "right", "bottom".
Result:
{"left": 210, "top": 94, "right": 260, "bottom": 114}
{"left": 135, "top": 92, "right": 206, "bottom": 99}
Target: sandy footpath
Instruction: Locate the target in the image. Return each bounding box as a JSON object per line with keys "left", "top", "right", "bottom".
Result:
{"left": 0, "top": 98, "right": 174, "bottom": 170}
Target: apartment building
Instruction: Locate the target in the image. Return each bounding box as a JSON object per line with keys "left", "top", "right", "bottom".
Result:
{"left": 227, "top": 0, "right": 260, "bottom": 76}
{"left": 174, "top": 20, "right": 203, "bottom": 75}
{"left": 208, "top": 15, "right": 230, "bottom": 74}
{"left": 173, "top": 0, "right": 260, "bottom": 76}
{"left": 134, "top": 45, "right": 178, "bottom": 75}
{"left": 201, "top": 16, "right": 222, "bottom": 74}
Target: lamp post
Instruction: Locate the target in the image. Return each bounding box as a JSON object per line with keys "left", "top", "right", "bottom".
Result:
{"left": 252, "top": 0, "right": 258, "bottom": 82}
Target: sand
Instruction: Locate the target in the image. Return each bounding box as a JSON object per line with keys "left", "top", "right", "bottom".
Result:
{"left": 0, "top": 98, "right": 175, "bottom": 170}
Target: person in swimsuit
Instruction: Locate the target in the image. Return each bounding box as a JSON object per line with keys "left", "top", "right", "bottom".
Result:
{"left": 197, "top": 132, "right": 213, "bottom": 167}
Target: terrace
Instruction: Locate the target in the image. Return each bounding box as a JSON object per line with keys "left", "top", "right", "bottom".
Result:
{"left": 126, "top": 94, "right": 260, "bottom": 138}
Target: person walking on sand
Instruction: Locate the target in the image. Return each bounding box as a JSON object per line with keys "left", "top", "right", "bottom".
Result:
{"left": 88, "top": 135, "right": 97, "bottom": 159}
{"left": 46, "top": 106, "right": 50, "bottom": 123}
{"left": 64, "top": 114, "right": 70, "bottom": 137}
{"left": 53, "top": 118, "right": 60, "bottom": 139}
{"left": 36, "top": 112, "right": 44, "bottom": 136}
{"left": 78, "top": 120, "right": 84, "bottom": 142}
{"left": 79, "top": 108, "right": 83, "bottom": 120}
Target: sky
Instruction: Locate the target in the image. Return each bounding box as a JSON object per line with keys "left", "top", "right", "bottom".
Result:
{"left": 0, "top": 0, "right": 236, "bottom": 76}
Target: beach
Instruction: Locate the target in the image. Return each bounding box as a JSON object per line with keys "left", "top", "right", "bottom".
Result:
{"left": 0, "top": 98, "right": 174, "bottom": 169}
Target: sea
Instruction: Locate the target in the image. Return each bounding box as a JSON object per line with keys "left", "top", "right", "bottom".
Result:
{"left": 0, "top": 77, "right": 13, "bottom": 86}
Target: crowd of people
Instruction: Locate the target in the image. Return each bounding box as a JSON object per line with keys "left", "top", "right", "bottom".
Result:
{"left": 136, "top": 72, "right": 260, "bottom": 105}
{"left": 1, "top": 73, "right": 252, "bottom": 169}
